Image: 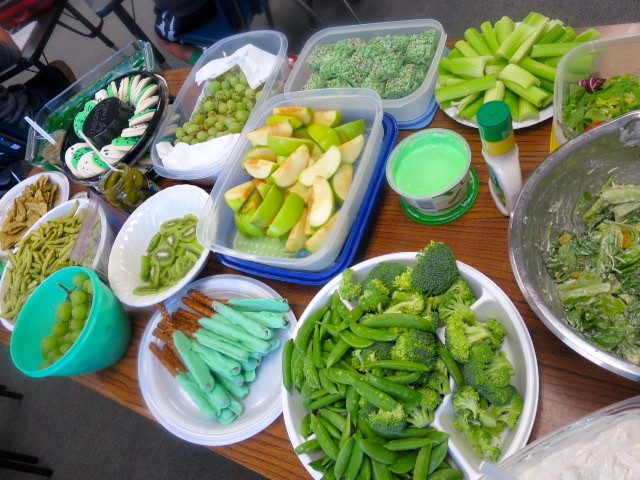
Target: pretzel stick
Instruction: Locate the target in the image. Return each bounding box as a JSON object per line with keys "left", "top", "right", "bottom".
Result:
{"left": 157, "top": 303, "right": 173, "bottom": 323}
{"left": 149, "top": 343, "right": 178, "bottom": 376}
{"left": 182, "top": 297, "right": 215, "bottom": 318}
{"left": 187, "top": 289, "right": 216, "bottom": 307}
{"left": 172, "top": 309, "right": 200, "bottom": 329}
{"left": 152, "top": 328, "right": 173, "bottom": 345}
{"left": 176, "top": 307, "right": 203, "bottom": 324}
{"left": 163, "top": 343, "right": 186, "bottom": 372}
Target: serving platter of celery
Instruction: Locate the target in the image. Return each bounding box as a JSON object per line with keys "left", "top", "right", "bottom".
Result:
{"left": 435, "top": 12, "right": 599, "bottom": 128}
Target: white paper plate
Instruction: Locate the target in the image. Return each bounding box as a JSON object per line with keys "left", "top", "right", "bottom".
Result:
{"left": 0, "top": 198, "right": 109, "bottom": 331}
{"left": 107, "top": 184, "right": 210, "bottom": 307}
{"left": 138, "top": 274, "right": 296, "bottom": 445}
{"left": 282, "top": 252, "right": 539, "bottom": 480}
{"left": 0, "top": 172, "right": 69, "bottom": 257}
{"left": 442, "top": 103, "right": 553, "bottom": 129}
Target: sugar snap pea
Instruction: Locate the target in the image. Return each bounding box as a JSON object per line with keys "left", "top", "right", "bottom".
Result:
{"left": 317, "top": 415, "right": 342, "bottom": 441}
{"left": 363, "top": 360, "right": 430, "bottom": 372}
{"left": 360, "top": 313, "right": 436, "bottom": 332}
{"left": 357, "top": 456, "right": 372, "bottom": 480}
{"left": 372, "top": 458, "right": 394, "bottom": 480}
{"left": 308, "top": 393, "right": 344, "bottom": 411}
{"left": 294, "top": 438, "right": 322, "bottom": 454}
{"left": 310, "top": 414, "right": 340, "bottom": 461}
{"left": 383, "top": 438, "right": 435, "bottom": 451}
{"left": 426, "top": 469, "right": 463, "bottom": 480}
{"left": 365, "top": 373, "right": 422, "bottom": 403}
{"left": 340, "top": 330, "right": 374, "bottom": 348}
{"left": 292, "top": 348, "right": 305, "bottom": 389}
{"left": 308, "top": 456, "right": 326, "bottom": 472}
{"left": 282, "top": 339, "right": 294, "bottom": 393}
{"left": 427, "top": 440, "right": 448, "bottom": 475}
{"left": 356, "top": 436, "right": 399, "bottom": 465}
{"left": 319, "top": 408, "right": 348, "bottom": 431}
{"left": 345, "top": 441, "right": 364, "bottom": 480}
{"left": 327, "top": 368, "right": 358, "bottom": 385}
{"left": 413, "top": 444, "right": 432, "bottom": 480}
{"left": 323, "top": 338, "right": 336, "bottom": 352}
{"left": 326, "top": 339, "right": 351, "bottom": 367}
{"left": 319, "top": 368, "right": 339, "bottom": 394}
{"left": 346, "top": 385, "right": 360, "bottom": 422}
{"left": 313, "top": 325, "right": 325, "bottom": 368}
{"left": 354, "top": 379, "right": 398, "bottom": 411}
{"left": 300, "top": 413, "right": 312, "bottom": 438}
{"left": 296, "top": 306, "right": 328, "bottom": 352}
{"left": 390, "top": 451, "right": 419, "bottom": 475}
{"left": 385, "top": 371, "right": 423, "bottom": 385}
{"left": 350, "top": 323, "right": 398, "bottom": 342}
{"left": 436, "top": 346, "right": 463, "bottom": 389}
{"left": 321, "top": 469, "right": 337, "bottom": 480}
{"left": 304, "top": 347, "right": 321, "bottom": 389}
{"left": 334, "top": 435, "right": 355, "bottom": 479}
{"left": 336, "top": 299, "right": 351, "bottom": 322}
{"left": 339, "top": 414, "right": 353, "bottom": 447}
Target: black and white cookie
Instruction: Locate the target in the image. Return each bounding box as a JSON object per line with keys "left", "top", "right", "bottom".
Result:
{"left": 121, "top": 124, "right": 147, "bottom": 137}
{"left": 134, "top": 95, "right": 159, "bottom": 114}
{"left": 129, "top": 109, "right": 155, "bottom": 127}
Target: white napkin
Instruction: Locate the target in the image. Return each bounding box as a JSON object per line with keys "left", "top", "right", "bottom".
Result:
{"left": 194, "top": 44, "right": 279, "bottom": 89}
{"left": 156, "top": 134, "right": 240, "bottom": 173}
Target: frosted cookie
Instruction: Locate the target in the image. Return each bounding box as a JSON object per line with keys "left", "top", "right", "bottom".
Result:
{"left": 100, "top": 145, "right": 127, "bottom": 161}
{"left": 65, "top": 144, "right": 92, "bottom": 177}
{"left": 84, "top": 100, "right": 98, "bottom": 112}
{"left": 121, "top": 124, "right": 147, "bottom": 137}
{"left": 128, "top": 74, "right": 141, "bottom": 104}
{"left": 129, "top": 109, "right": 155, "bottom": 126}
{"left": 118, "top": 76, "right": 130, "bottom": 104}
{"left": 77, "top": 151, "right": 109, "bottom": 177}
{"left": 134, "top": 95, "right": 158, "bottom": 114}
{"left": 106, "top": 81, "right": 118, "bottom": 98}
{"left": 94, "top": 89, "right": 108, "bottom": 101}
{"left": 110, "top": 136, "right": 138, "bottom": 151}
{"left": 73, "top": 111, "right": 89, "bottom": 137}
{"left": 136, "top": 83, "right": 158, "bottom": 106}
{"left": 131, "top": 77, "right": 152, "bottom": 104}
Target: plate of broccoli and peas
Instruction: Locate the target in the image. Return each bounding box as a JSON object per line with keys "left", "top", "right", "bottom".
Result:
{"left": 281, "top": 242, "right": 538, "bottom": 479}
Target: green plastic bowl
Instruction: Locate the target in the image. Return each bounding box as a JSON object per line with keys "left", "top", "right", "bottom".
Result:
{"left": 10, "top": 266, "right": 130, "bottom": 377}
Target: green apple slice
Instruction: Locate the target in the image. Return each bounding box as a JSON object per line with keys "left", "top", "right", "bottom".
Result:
{"left": 252, "top": 178, "right": 271, "bottom": 199}
{"left": 270, "top": 144, "right": 310, "bottom": 188}
{"left": 307, "top": 123, "right": 341, "bottom": 151}
{"left": 244, "top": 158, "right": 277, "bottom": 179}
{"left": 331, "top": 164, "right": 353, "bottom": 204}
{"left": 241, "top": 191, "right": 262, "bottom": 213}
{"left": 334, "top": 119, "right": 366, "bottom": 143}
{"left": 292, "top": 126, "right": 312, "bottom": 140}
{"left": 250, "top": 185, "right": 284, "bottom": 229}
{"left": 305, "top": 211, "right": 340, "bottom": 253}
{"left": 311, "top": 110, "right": 342, "bottom": 127}
{"left": 267, "top": 135, "right": 315, "bottom": 156}
{"left": 266, "top": 115, "right": 303, "bottom": 130}
{"left": 288, "top": 181, "right": 309, "bottom": 204}
{"left": 267, "top": 192, "right": 304, "bottom": 238}
{"left": 273, "top": 106, "right": 312, "bottom": 125}
{"left": 224, "top": 180, "right": 254, "bottom": 211}
{"left": 284, "top": 208, "right": 309, "bottom": 253}
{"left": 298, "top": 145, "right": 341, "bottom": 186}
{"left": 304, "top": 188, "right": 315, "bottom": 236}
{"left": 246, "top": 120, "right": 293, "bottom": 146}
{"left": 237, "top": 193, "right": 265, "bottom": 237}
{"left": 310, "top": 142, "right": 324, "bottom": 161}
{"left": 309, "top": 176, "right": 335, "bottom": 229}
{"left": 243, "top": 146, "right": 277, "bottom": 165}
{"left": 234, "top": 211, "right": 252, "bottom": 237}
{"left": 240, "top": 209, "right": 266, "bottom": 237}
{"left": 338, "top": 134, "right": 365, "bottom": 164}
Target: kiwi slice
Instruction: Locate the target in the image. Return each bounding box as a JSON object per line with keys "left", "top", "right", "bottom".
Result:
{"left": 149, "top": 263, "right": 161, "bottom": 288}
{"left": 133, "top": 285, "right": 169, "bottom": 296}
{"left": 165, "top": 232, "right": 177, "bottom": 248}
{"left": 182, "top": 213, "right": 198, "bottom": 225}
{"left": 146, "top": 232, "right": 162, "bottom": 253}
{"left": 178, "top": 224, "right": 197, "bottom": 242}
{"left": 140, "top": 255, "right": 151, "bottom": 282}
{"left": 179, "top": 242, "right": 203, "bottom": 257}
{"left": 184, "top": 250, "right": 200, "bottom": 264}
{"left": 160, "top": 218, "right": 181, "bottom": 235}
{"left": 152, "top": 243, "right": 175, "bottom": 267}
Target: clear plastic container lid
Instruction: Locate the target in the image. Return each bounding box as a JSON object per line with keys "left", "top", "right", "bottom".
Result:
{"left": 197, "top": 88, "right": 384, "bottom": 272}
{"left": 150, "top": 30, "right": 290, "bottom": 183}
{"left": 284, "top": 19, "right": 446, "bottom": 123}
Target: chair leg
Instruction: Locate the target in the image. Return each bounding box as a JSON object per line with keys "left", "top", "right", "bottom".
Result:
{"left": 111, "top": 4, "right": 171, "bottom": 70}
{"left": 338, "top": 0, "right": 361, "bottom": 23}
{"left": 60, "top": 4, "right": 118, "bottom": 51}
{"left": 0, "top": 458, "right": 53, "bottom": 477}
{"left": 0, "top": 450, "right": 39, "bottom": 464}
{"left": 0, "top": 390, "right": 23, "bottom": 400}
{"left": 263, "top": 1, "right": 274, "bottom": 29}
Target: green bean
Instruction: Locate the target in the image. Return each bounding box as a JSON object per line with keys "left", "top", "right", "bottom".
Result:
{"left": 318, "top": 415, "right": 342, "bottom": 441}
{"left": 426, "top": 469, "right": 463, "bottom": 480}
{"left": 326, "top": 339, "right": 351, "bottom": 367}
{"left": 295, "top": 306, "right": 328, "bottom": 352}
{"left": 345, "top": 442, "right": 364, "bottom": 480}
{"left": 360, "top": 313, "right": 436, "bottom": 332}
{"left": 346, "top": 385, "right": 360, "bottom": 422}
{"left": 282, "top": 339, "right": 294, "bottom": 392}
{"left": 313, "top": 325, "right": 325, "bottom": 368}
{"left": 354, "top": 379, "right": 398, "bottom": 411}
{"left": 334, "top": 436, "right": 355, "bottom": 479}
{"left": 308, "top": 393, "right": 345, "bottom": 411}
{"left": 300, "top": 413, "right": 312, "bottom": 438}
{"left": 427, "top": 440, "right": 448, "bottom": 475}
{"left": 319, "top": 367, "right": 339, "bottom": 395}
{"left": 413, "top": 444, "right": 432, "bottom": 480}
{"left": 350, "top": 323, "right": 398, "bottom": 342}
{"left": 319, "top": 408, "right": 348, "bottom": 431}
{"left": 340, "top": 330, "right": 374, "bottom": 348}
{"left": 385, "top": 371, "right": 423, "bottom": 384}
{"left": 304, "top": 347, "right": 321, "bottom": 389}
{"left": 383, "top": 438, "right": 435, "bottom": 451}
{"left": 390, "top": 451, "right": 419, "bottom": 475}
{"left": 294, "top": 438, "right": 322, "bottom": 454}
{"left": 436, "top": 346, "right": 463, "bottom": 389}
{"left": 372, "top": 458, "right": 394, "bottom": 480}
{"left": 363, "top": 360, "right": 429, "bottom": 372}
{"left": 356, "top": 436, "right": 398, "bottom": 465}
{"left": 365, "top": 373, "right": 422, "bottom": 403}
{"left": 310, "top": 414, "right": 340, "bottom": 460}
{"left": 357, "top": 456, "right": 372, "bottom": 480}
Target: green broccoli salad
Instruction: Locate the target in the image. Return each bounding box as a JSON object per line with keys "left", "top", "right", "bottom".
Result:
{"left": 545, "top": 179, "right": 640, "bottom": 364}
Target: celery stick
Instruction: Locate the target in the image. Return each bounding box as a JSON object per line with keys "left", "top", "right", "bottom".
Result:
{"left": 484, "top": 80, "right": 505, "bottom": 103}
{"left": 575, "top": 28, "right": 600, "bottom": 43}
{"left": 503, "top": 80, "right": 550, "bottom": 107}
{"left": 518, "top": 56, "right": 556, "bottom": 81}
{"left": 440, "top": 57, "right": 453, "bottom": 73}
{"left": 522, "top": 12, "right": 546, "bottom": 26}
{"left": 465, "top": 27, "right": 492, "bottom": 56}
{"left": 451, "top": 56, "right": 491, "bottom": 78}
{"left": 540, "top": 90, "right": 553, "bottom": 107}
{"left": 445, "top": 76, "right": 466, "bottom": 86}
{"left": 448, "top": 48, "right": 463, "bottom": 59}
{"left": 518, "top": 97, "right": 539, "bottom": 122}
{"left": 452, "top": 92, "right": 482, "bottom": 112}
{"left": 455, "top": 40, "right": 479, "bottom": 57}
{"left": 495, "top": 16, "right": 515, "bottom": 45}
{"left": 543, "top": 56, "right": 562, "bottom": 67}
{"left": 434, "top": 74, "right": 497, "bottom": 103}
{"left": 485, "top": 64, "right": 505, "bottom": 75}
{"left": 559, "top": 27, "right": 577, "bottom": 42}
{"left": 510, "top": 18, "right": 549, "bottom": 63}
{"left": 531, "top": 42, "right": 580, "bottom": 58}
{"left": 538, "top": 22, "right": 564, "bottom": 44}
{"left": 459, "top": 97, "right": 485, "bottom": 120}
{"left": 503, "top": 89, "right": 519, "bottom": 119}
{"left": 539, "top": 78, "right": 555, "bottom": 93}
{"left": 481, "top": 21, "right": 500, "bottom": 55}
{"left": 496, "top": 23, "right": 534, "bottom": 60}
{"left": 499, "top": 63, "right": 540, "bottom": 89}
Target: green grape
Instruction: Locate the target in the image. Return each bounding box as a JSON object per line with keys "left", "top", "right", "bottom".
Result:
{"left": 235, "top": 110, "right": 249, "bottom": 122}
{"left": 70, "top": 290, "right": 87, "bottom": 305}
{"left": 207, "top": 127, "right": 218, "bottom": 136}
{"left": 72, "top": 303, "right": 88, "bottom": 321}
{"left": 204, "top": 116, "right": 217, "bottom": 127}
{"left": 214, "top": 121, "right": 225, "bottom": 131}
{"left": 73, "top": 273, "right": 89, "bottom": 288}
{"left": 182, "top": 134, "right": 194, "bottom": 143}
{"left": 191, "top": 113, "right": 206, "bottom": 125}
{"left": 69, "top": 330, "right": 82, "bottom": 343}
{"left": 214, "top": 91, "right": 227, "bottom": 101}
{"left": 52, "top": 321, "right": 68, "bottom": 337}
{"left": 244, "top": 98, "right": 254, "bottom": 110}
{"left": 175, "top": 127, "right": 185, "bottom": 140}
{"left": 223, "top": 88, "right": 233, "bottom": 98}
{"left": 229, "top": 123, "right": 243, "bottom": 133}
{"left": 244, "top": 88, "right": 255, "bottom": 99}
{"left": 234, "top": 83, "right": 245, "bottom": 93}
{"left": 70, "top": 317, "right": 84, "bottom": 331}
{"left": 184, "top": 124, "right": 199, "bottom": 135}
{"left": 60, "top": 343, "right": 72, "bottom": 355}
{"left": 228, "top": 75, "right": 239, "bottom": 87}
{"left": 221, "top": 80, "right": 231, "bottom": 90}
{"left": 46, "top": 349, "right": 61, "bottom": 364}
{"left": 208, "top": 80, "right": 222, "bottom": 93}
{"left": 83, "top": 280, "right": 93, "bottom": 295}
{"left": 196, "top": 130, "right": 209, "bottom": 142}
{"left": 39, "top": 360, "right": 52, "bottom": 370}
{"left": 190, "top": 138, "right": 201, "bottom": 145}
{"left": 216, "top": 131, "right": 228, "bottom": 138}
{"left": 203, "top": 100, "right": 216, "bottom": 113}
{"left": 224, "top": 117, "right": 236, "bottom": 127}
{"left": 226, "top": 100, "right": 237, "bottom": 111}
{"left": 207, "top": 111, "right": 217, "bottom": 118}
{"left": 41, "top": 335, "right": 58, "bottom": 354}
{"left": 56, "top": 302, "right": 72, "bottom": 322}
{"left": 218, "top": 103, "right": 228, "bottom": 115}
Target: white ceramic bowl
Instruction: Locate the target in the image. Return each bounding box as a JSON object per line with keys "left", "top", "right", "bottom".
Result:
{"left": 107, "top": 184, "right": 210, "bottom": 307}
{"left": 0, "top": 198, "right": 109, "bottom": 331}
{"left": 138, "top": 274, "right": 296, "bottom": 445}
{"left": 282, "top": 252, "right": 539, "bottom": 480}
{"left": 0, "top": 171, "right": 69, "bottom": 256}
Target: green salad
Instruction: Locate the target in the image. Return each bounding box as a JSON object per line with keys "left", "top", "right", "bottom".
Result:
{"left": 545, "top": 179, "right": 640, "bottom": 363}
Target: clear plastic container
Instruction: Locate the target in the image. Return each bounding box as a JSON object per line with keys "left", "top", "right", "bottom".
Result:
{"left": 553, "top": 33, "right": 640, "bottom": 146}
{"left": 150, "top": 30, "right": 290, "bottom": 183}
{"left": 284, "top": 20, "right": 446, "bottom": 123}
{"left": 197, "top": 88, "right": 384, "bottom": 271}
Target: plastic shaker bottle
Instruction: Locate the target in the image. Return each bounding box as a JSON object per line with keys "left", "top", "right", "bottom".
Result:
{"left": 476, "top": 101, "right": 522, "bottom": 216}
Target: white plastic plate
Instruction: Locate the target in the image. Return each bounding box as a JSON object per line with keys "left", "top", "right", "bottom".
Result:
{"left": 138, "top": 274, "right": 296, "bottom": 445}
{"left": 107, "top": 184, "right": 210, "bottom": 307}
{"left": 281, "top": 252, "right": 539, "bottom": 480}
{"left": 442, "top": 103, "right": 553, "bottom": 130}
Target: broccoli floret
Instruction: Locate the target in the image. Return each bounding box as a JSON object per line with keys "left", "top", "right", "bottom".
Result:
{"left": 452, "top": 385, "right": 481, "bottom": 420}
{"left": 453, "top": 415, "right": 501, "bottom": 461}
{"left": 364, "top": 262, "right": 409, "bottom": 290}
{"left": 404, "top": 388, "right": 442, "bottom": 428}
{"left": 339, "top": 268, "right": 362, "bottom": 300}
{"left": 411, "top": 242, "right": 460, "bottom": 296}
{"left": 358, "top": 279, "right": 391, "bottom": 313}
{"left": 365, "top": 404, "right": 407, "bottom": 436}
{"left": 424, "top": 359, "right": 451, "bottom": 396}
{"left": 385, "top": 291, "right": 425, "bottom": 315}
{"left": 444, "top": 317, "right": 506, "bottom": 362}
{"left": 438, "top": 297, "right": 475, "bottom": 324}
{"left": 358, "top": 398, "right": 377, "bottom": 419}
{"left": 488, "top": 391, "right": 524, "bottom": 429}
{"left": 390, "top": 329, "right": 438, "bottom": 367}
{"left": 463, "top": 342, "right": 516, "bottom": 406}
{"left": 352, "top": 341, "right": 393, "bottom": 372}
{"left": 442, "top": 277, "right": 477, "bottom": 306}
{"left": 393, "top": 267, "right": 413, "bottom": 291}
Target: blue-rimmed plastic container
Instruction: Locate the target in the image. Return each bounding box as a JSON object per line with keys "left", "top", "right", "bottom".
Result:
{"left": 216, "top": 113, "right": 398, "bottom": 284}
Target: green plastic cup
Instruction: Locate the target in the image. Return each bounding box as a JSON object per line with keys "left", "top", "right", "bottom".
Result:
{"left": 11, "top": 266, "right": 130, "bottom": 378}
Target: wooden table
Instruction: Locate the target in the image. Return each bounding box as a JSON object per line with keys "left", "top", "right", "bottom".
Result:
{"left": 3, "top": 23, "right": 640, "bottom": 480}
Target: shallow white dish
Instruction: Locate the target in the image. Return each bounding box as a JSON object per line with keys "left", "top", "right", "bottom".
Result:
{"left": 0, "top": 171, "right": 69, "bottom": 256}
{"left": 281, "top": 252, "right": 539, "bottom": 480}
{"left": 107, "top": 184, "right": 210, "bottom": 307}
{"left": 138, "top": 274, "right": 296, "bottom": 445}
{"left": 442, "top": 103, "right": 553, "bottom": 130}
{"left": 0, "top": 198, "right": 109, "bottom": 331}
